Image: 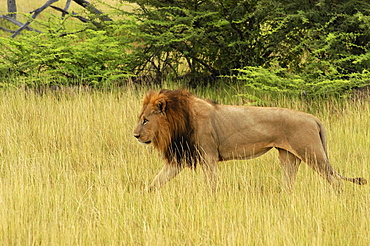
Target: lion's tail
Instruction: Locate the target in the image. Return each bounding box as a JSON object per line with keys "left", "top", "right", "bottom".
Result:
{"left": 317, "top": 120, "right": 368, "bottom": 186}
{"left": 317, "top": 119, "right": 329, "bottom": 162}
{"left": 337, "top": 174, "right": 368, "bottom": 185}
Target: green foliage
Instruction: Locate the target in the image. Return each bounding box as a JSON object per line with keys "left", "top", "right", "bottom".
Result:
{"left": 268, "top": 3, "right": 370, "bottom": 74}
{"left": 0, "top": 0, "right": 369, "bottom": 95}
{"left": 0, "top": 14, "right": 138, "bottom": 87}
{"left": 234, "top": 67, "right": 304, "bottom": 93}
{"left": 126, "top": 0, "right": 279, "bottom": 79}
{"left": 124, "top": 0, "right": 370, "bottom": 95}
{"left": 234, "top": 66, "right": 370, "bottom": 98}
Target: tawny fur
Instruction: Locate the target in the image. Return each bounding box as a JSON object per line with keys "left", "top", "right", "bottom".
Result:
{"left": 133, "top": 89, "right": 367, "bottom": 191}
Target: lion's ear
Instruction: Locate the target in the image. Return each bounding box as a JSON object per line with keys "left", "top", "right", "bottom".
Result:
{"left": 154, "top": 97, "right": 166, "bottom": 114}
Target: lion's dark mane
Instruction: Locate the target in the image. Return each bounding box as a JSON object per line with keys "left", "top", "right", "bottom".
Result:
{"left": 159, "top": 89, "right": 201, "bottom": 168}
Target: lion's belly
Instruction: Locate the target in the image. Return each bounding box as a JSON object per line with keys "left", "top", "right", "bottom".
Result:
{"left": 218, "top": 143, "right": 273, "bottom": 161}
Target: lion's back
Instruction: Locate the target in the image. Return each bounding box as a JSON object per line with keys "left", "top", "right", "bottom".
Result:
{"left": 193, "top": 103, "right": 322, "bottom": 155}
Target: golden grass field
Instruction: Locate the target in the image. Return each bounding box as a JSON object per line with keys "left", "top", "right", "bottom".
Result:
{"left": 0, "top": 86, "right": 368, "bottom": 245}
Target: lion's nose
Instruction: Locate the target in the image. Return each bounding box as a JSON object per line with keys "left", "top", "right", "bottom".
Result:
{"left": 134, "top": 133, "right": 140, "bottom": 139}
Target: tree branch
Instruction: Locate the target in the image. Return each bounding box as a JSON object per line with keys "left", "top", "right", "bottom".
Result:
{"left": 49, "top": 5, "right": 89, "bottom": 23}
{"left": 0, "top": 14, "right": 42, "bottom": 33}
{"left": 73, "top": 0, "right": 112, "bottom": 21}
{"left": 62, "top": 0, "right": 72, "bottom": 18}
{"left": 11, "top": 0, "right": 59, "bottom": 38}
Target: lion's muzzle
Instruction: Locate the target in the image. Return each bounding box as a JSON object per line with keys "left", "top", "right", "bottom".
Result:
{"left": 134, "top": 133, "right": 152, "bottom": 145}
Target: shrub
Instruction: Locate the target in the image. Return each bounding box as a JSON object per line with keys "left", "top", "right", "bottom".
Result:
{"left": 1, "top": 0, "right": 369, "bottom": 94}
{"left": 0, "top": 14, "right": 138, "bottom": 87}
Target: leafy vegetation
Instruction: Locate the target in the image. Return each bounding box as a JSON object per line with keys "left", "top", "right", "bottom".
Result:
{"left": 0, "top": 13, "right": 139, "bottom": 87}
{"left": 1, "top": 0, "right": 370, "bottom": 94}
{"left": 128, "top": 0, "right": 370, "bottom": 94}
{"left": 233, "top": 66, "right": 370, "bottom": 97}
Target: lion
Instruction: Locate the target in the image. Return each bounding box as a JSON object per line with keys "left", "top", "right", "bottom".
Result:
{"left": 133, "top": 89, "right": 367, "bottom": 191}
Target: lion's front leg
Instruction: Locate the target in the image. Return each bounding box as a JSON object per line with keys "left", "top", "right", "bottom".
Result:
{"left": 147, "top": 163, "right": 183, "bottom": 191}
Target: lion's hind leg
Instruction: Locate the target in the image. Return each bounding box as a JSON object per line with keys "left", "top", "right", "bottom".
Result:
{"left": 307, "top": 159, "right": 344, "bottom": 192}
{"left": 298, "top": 147, "right": 344, "bottom": 192}
{"left": 278, "top": 148, "right": 302, "bottom": 192}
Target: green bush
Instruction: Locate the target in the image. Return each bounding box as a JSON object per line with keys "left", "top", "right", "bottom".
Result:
{"left": 126, "top": 0, "right": 277, "bottom": 79}
{"left": 0, "top": 14, "right": 138, "bottom": 87}
{"left": 234, "top": 66, "right": 370, "bottom": 97}
{"left": 0, "top": 0, "right": 369, "bottom": 95}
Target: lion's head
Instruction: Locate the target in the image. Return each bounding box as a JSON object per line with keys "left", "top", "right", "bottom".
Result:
{"left": 133, "top": 90, "right": 167, "bottom": 146}
{"left": 133, "top": 89, "right": 199, "bottom": 166}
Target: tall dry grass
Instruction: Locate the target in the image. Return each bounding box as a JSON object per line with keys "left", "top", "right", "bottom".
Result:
{"left": 0, "top": 87, "right": 368, "bottom": 245}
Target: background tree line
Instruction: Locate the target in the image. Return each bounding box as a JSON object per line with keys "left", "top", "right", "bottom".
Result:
{"left": 1, "top": 0, "right": 369, "bottom": 96}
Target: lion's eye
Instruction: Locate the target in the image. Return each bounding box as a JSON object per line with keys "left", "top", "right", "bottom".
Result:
{"left": 143, "top": 118, "right": 149, "bottom": 125}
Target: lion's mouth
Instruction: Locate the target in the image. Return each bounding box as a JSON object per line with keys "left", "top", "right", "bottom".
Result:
{"left": 137, "top": 139, "right": 152, "bottom": 145}
{"left": 139, "top": 140, "right": 152, "bottom": 144}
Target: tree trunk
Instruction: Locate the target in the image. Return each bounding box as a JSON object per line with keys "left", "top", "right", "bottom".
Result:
{"left": 7, "top": 0, "right": 17, "bottom": 19}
